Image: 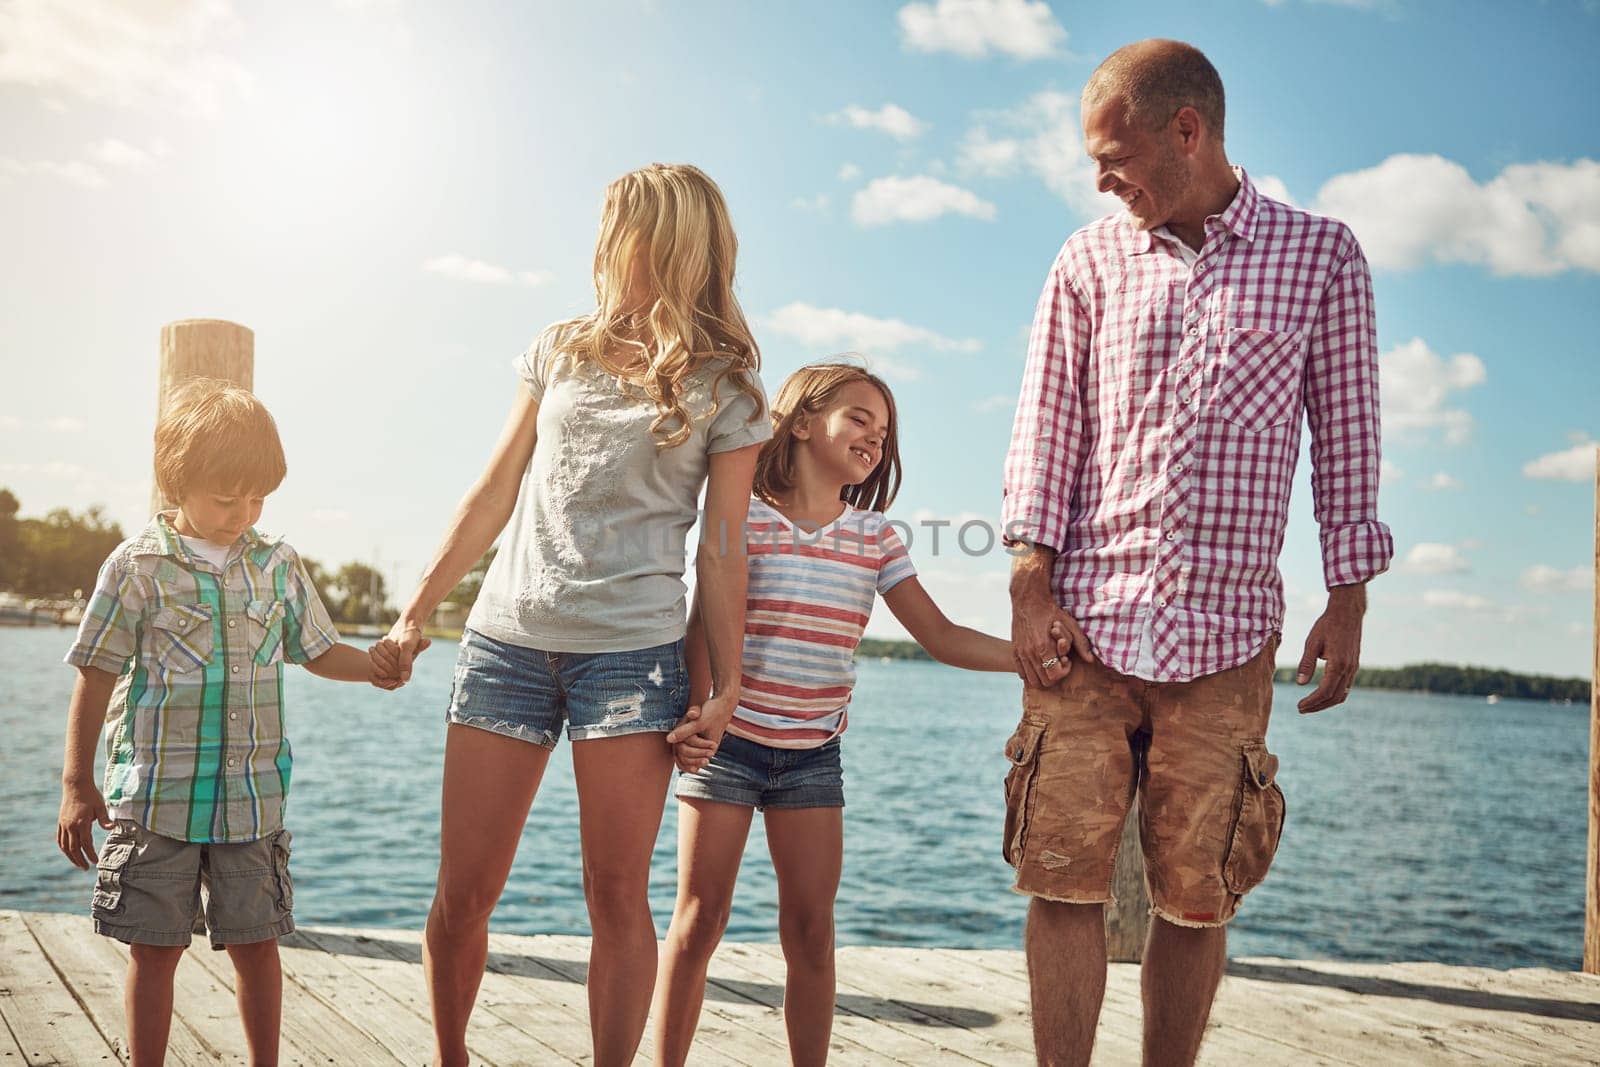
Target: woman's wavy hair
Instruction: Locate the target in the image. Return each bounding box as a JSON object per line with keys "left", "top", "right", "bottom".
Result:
{"left": 754, "top": 361, "right": 901, "bottom": 513}
{"left": 550, "top": 163, "right": 763, "bottom": 450}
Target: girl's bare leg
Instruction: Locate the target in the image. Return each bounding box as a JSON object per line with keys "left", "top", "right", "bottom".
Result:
{"left": 766, "top": 806, "right": 844, "bottom": 1067}
{"left": 571, "top": 732, "right": 676, "bottom": 1067}
{"left": 425, "top": 724, "right": 553, "bottom": 1067}
{"left": 652, "top": 798, "right": 755, "bottom": 1066}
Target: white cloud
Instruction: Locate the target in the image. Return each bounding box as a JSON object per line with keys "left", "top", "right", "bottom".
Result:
{"left": 1311, "top": 155, "right": 1600, "bottom": 276}
{"left": 1380, "top": 459, "right": 1404, "bottom": 484}
{"left": 957, "top": 92, "right": 1106, "bottom": 217}
{"left": 0, "top": 0, "right": 251, "bottom": 118}
{"left": 1379, "top": 338, "right": 1486, "bottom": 446}
{"left": 1421, "top": 589, "right": 1493, "bottom": 612}
{"left": 898, "top": 0, "right": 1067, "bottom": 60}
{"left": 1, "top": 156, "right": 107, "bottom": 188}
{"left": 791, "top": 194, "right": 830, "bottom": 213}
{"left": 2, "top": 135, "right": 169, "bottom": 190}
{"left": 852, "top": 175, "right": 997, "bottom": 226}
{"left": 1403, "top": 542, "right": 1470, "bottom": 575}
{"left": 837, "top": 163, "right": 862, "bottom": 182}
{"left": 975, "top": 394, "right": 1014, "bottom": 414}
{"left": 1424, "top": 472, "right": 1462, "bottom": 491}
{"left": 1252, "top": 174, "right": 1298, "bottom": 206}
{"left": 1523, "top": 439, "right": 1597, "bottom": 482}
{"left": 423, "top": 254, "right": 552, "bottom": 287}
{"left": 89, "top": 137, "right": 164, "bottom": 170}
{"left": 824, "top": 104, "right": 927, "bottom": 141}
{"left": 764, "top": 302, "right": 982, "bottom": 371}
{"left": 1521, "top": 565, "right": 1592, "bottom": 593}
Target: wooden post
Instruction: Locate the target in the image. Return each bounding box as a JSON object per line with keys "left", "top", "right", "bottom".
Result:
{"left": 1586, "top": 448, "right": 1599, "bottom": 973}
{"left": 150, "top": 319, "right": 254, "bottom": 515}
{"left": 1106, "top": 800, "right": 1151, "bottom": 962}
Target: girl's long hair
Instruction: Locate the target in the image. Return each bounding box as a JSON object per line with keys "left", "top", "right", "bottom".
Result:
{"left": 754, "top": 361, "right": 902, "bottom": 513}
{"left": 551, "top": 163, "right": 763, "bottom": 449}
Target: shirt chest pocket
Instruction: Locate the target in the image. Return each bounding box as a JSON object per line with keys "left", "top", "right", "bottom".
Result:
{"left": 1213, "top": 328, "right": 1307, "bottom": 432}
{"left": 148, "top": 604, "right": 215, "bottom": 673}
{"left": 246, "top": 599, "right": 287, "bottom": 665}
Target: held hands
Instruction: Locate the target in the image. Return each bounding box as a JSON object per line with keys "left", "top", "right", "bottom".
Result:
{"left": 57, "top": 779, "right": 113, "bottom": 869}
{"left": 372, "top": 624, "right": 433, "bottom": 689}
{"left": 1011, "top": 589, "right": 1093, "bottom": 690}
{"left": 666, "top": 693, "right": 736, "bottom": 774}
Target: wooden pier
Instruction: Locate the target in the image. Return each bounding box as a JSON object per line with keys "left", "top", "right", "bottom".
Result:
{"left": 4, "top": 910, "right": 1599, "bottom": 1065}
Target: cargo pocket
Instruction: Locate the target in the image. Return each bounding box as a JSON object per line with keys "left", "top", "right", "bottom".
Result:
{"left": 246, "top": 599, "right": 287, "bottom": 666}
{"left": 149, "top": 604, "right": 214, "bottom": 673}
{"left": 1214, "top": 328, "right": 1306, "bottom": 432}
{"left": 1223, "top": 742, "right": 1287, "bottom": 895}
{"left": 1002, "top": 720, "right": 1047, "bottom": 869}
{"left": 271, "top": 829, "right": 294, "bottom": 912}
{"left": 92, "top": 836, "right": 136, "bottom": 915}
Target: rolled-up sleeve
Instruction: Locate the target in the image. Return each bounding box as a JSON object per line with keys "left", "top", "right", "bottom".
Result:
{"left": 1304, "top": 239, "right": 1394, "bottom": 588}
{"left": 1001, "top": 254, "right": 1090, "bottom": 550}
{"left": 64, "top": 554, "right": 141, "bottom": 675}
{"left": 280, "top": 550, "right": 340, "bottom": 664}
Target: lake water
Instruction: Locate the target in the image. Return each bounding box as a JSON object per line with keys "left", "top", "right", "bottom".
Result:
{"left": 0, "top": 627, "right": 1587, "bottom": 969}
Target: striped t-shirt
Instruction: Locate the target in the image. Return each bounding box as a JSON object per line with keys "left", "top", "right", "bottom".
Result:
{"left": 727, "top": 498, "right": 916, "bottom": 749}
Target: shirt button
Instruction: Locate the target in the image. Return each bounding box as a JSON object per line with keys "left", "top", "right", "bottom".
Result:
{"left": 1178, "top": 390, "right": 1191, "bottom": 404}
{"left": 1166, "top": 532, "right": 1178, "bottom": 542}
{"left": 229, "top": 712, "right": 238, "bottom": 721}
{"left": 1157, "top": 597, "right": 1168, "bottom": 608}
{"left": 226, "top": 758, "right": 236, "bottom": 768}
{"left": 228, "top": 619, "right": 237, "bottom": 629}
{"left": 1196, "top": 263, "right": 1208, "bottom": 275}
{"left": 230, "top": 665, "right": 240, "bottom": 674}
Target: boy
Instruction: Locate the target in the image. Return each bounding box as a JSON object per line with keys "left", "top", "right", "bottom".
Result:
{"left": 55, "top": 380, "right": 409, "bottom": 1065}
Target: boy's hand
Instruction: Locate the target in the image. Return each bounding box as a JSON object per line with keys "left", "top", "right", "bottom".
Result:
{"left": 57, "top": 780, "right": 113, "bottom": 869}
{"left": 669, "top": 707, "right": 721, "bottom": 773}
{"left": 370, "top": 636, "right": 428, "bottom": 689}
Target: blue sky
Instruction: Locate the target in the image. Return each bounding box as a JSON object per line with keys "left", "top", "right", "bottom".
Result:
{"left": 2, "top": 0, "right": 1596, "bottom": 676}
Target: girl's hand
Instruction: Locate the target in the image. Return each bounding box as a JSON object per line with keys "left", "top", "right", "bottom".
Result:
{"left": 57, "top": 780, "right": 113, "bottom": 870}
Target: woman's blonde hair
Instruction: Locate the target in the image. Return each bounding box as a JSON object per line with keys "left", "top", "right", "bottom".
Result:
{"left": 154, "top": 379, "right": 287, "bottom": 503}
{"left": 754, "top": 361, "right": 902, "bottom": 513}
{"left": 552, "top": 163, "right": 763, "bottom": 449}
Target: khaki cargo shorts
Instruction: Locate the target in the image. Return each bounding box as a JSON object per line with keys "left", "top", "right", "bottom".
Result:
{"left": 92, "top": 820, "right": 296, "bottom": 949}
{"left": 1001, "top": 639, "right": 1286, "bottom": 927}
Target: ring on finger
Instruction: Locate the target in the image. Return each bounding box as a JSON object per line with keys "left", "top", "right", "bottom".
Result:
{"left": 1040, "top": 656, "right": 1060, "bottom": 669}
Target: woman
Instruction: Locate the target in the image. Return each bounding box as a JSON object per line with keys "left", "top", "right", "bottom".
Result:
{"left": 383, "top": 163, "right": 768, "bottom": 1066}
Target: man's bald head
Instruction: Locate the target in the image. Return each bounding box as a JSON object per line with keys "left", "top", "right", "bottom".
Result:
{"left": 1083, "top": 39, "right": 1225, "bottom": 142}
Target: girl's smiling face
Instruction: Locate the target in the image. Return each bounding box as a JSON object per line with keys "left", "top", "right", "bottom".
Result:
{"left": 797, "top": 380, "right": 891, "bottom": 486}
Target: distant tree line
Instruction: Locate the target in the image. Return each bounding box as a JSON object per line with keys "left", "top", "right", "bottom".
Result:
{"left": 0, "top": 489, "right": 125, "bottom": 597}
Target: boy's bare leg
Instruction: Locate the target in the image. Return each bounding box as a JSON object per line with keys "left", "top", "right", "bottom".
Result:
{"left": 1141, "top": 919, "right": 1226, "bottom": 1067}
{"left": 1026, "top": 899, "right": 1107, "bottom": 1067}
{"left": 126, "top": 943, "right": 186, "bottom": 1067}
{"left": 765, "top": 806, "right": 843, "bottom": 1067}
{"left": 572, "top": 733, "right": 676, "bottom": 1067}
{"left": 226, "top": 938, "right": 282, "bottom": 1065}
{"left": 426, "top": 724, "right": 552, "bottom": 1067}
{"left": 652, "top": 798, "right": 755, "bottom": 1067}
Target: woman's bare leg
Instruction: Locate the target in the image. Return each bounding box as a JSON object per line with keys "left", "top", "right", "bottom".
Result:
{"left": 652, "top": 798, "right": 755, "bottom": 1066}
{"left": 425, "top": 724, "right": 552, "bottom": 1067}
{"left": 571, "top": 732, "right": 676, "bottom": 1067}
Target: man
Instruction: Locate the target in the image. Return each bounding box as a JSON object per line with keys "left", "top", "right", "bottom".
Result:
{"left": 1001, "top": 39, "right": 1392, "bottom": 1066}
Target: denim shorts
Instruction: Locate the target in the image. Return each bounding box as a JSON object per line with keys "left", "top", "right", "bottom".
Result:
{"left": 674, "top": 732, "right": 845, "bottom": 810}
{"left": 447, "top": 628, "right": 688, "bottom": 748}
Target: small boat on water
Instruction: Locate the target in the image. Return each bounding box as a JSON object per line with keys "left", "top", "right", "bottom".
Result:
{"left": 0, "top": 592, "right": 84, "bottom": 627}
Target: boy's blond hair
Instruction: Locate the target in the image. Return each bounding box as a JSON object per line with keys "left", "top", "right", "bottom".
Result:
{"left": 153, "top": 380, "right": 287, "bottom": 503}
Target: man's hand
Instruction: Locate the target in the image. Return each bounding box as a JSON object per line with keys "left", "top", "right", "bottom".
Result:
{"left": 1297, "top": 583, "right": 1367, "bottom": 713}
{"left": 57, "top": 779, "right": 113, "bottom": 870}
{"left": 1011, "top": 544, "right": 1093, "bottom": 690}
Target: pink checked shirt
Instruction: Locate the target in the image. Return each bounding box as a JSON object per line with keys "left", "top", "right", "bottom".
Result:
{"left": 1002, "top": 168, "right": 1393, "bottom": 683}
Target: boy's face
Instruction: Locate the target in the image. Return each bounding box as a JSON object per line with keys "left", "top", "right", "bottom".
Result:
{"left": 174, "top": 487, "right": 267, "bottom": 545}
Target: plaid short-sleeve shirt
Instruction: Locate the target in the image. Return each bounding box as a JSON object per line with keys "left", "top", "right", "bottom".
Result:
{"left": 1002, "top": 168, "right": 1393, "bottom": 682}
{"left": 65, "top": 514, "right": 340, "bottom": 843}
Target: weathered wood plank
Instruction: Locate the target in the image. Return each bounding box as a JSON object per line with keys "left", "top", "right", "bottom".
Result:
{"left": 277, "top": 931, "right": 446, "bottom": 1066}
{"left": 180, "top": 928, "right": 404, "bottom": 1065}
{"left": 22, "top": 911, "right": 223, "bottom": 1065}
{"left": 0, "top": 911, "right": 118, "bottom": 1065}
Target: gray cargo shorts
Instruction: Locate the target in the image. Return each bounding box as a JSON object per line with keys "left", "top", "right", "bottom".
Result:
{"left": 92, "top": 820, "right": 295, "bottom": 949}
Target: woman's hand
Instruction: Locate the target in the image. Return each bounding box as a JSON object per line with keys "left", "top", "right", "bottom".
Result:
{"left": 666, "top": 693, "right": 738, "bottom": 773}
{"left": 380, "top": 620, "right": 432, "bottom": 684}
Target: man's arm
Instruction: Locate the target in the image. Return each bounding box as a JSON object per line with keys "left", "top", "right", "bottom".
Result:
{"left": 1298, "top": 239, "right": 1394, "bottom": 713}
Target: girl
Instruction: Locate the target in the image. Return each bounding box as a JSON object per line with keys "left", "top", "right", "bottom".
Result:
{"left": 652, "top": 363, "right": 1017, "bottom": 1066}
{"left": 380, "top": 163, "right": 768, "bottom": 1067}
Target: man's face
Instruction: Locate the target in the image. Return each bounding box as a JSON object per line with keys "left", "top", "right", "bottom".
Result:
{"left": 1082, "top": 96, "right": 1191, "bottom": 230}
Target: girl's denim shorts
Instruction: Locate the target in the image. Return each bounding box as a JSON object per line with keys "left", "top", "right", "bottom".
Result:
{"left": 674, "top": 732, "right": 844, "bottom": 810}
{"left": 447, "top": 628, "right": 688, "bottom": 748}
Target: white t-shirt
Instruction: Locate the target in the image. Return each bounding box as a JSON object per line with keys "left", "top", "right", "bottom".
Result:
{"left": 178, "top": 535, "right": 233, "bottom": 570}
{"left": 467, "top": 324, "right": 771, "bottom": 653}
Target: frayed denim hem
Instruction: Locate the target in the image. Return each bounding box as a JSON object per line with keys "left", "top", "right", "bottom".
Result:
{"left": 447, "top": 711, "right": 559, "bottom": 749}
